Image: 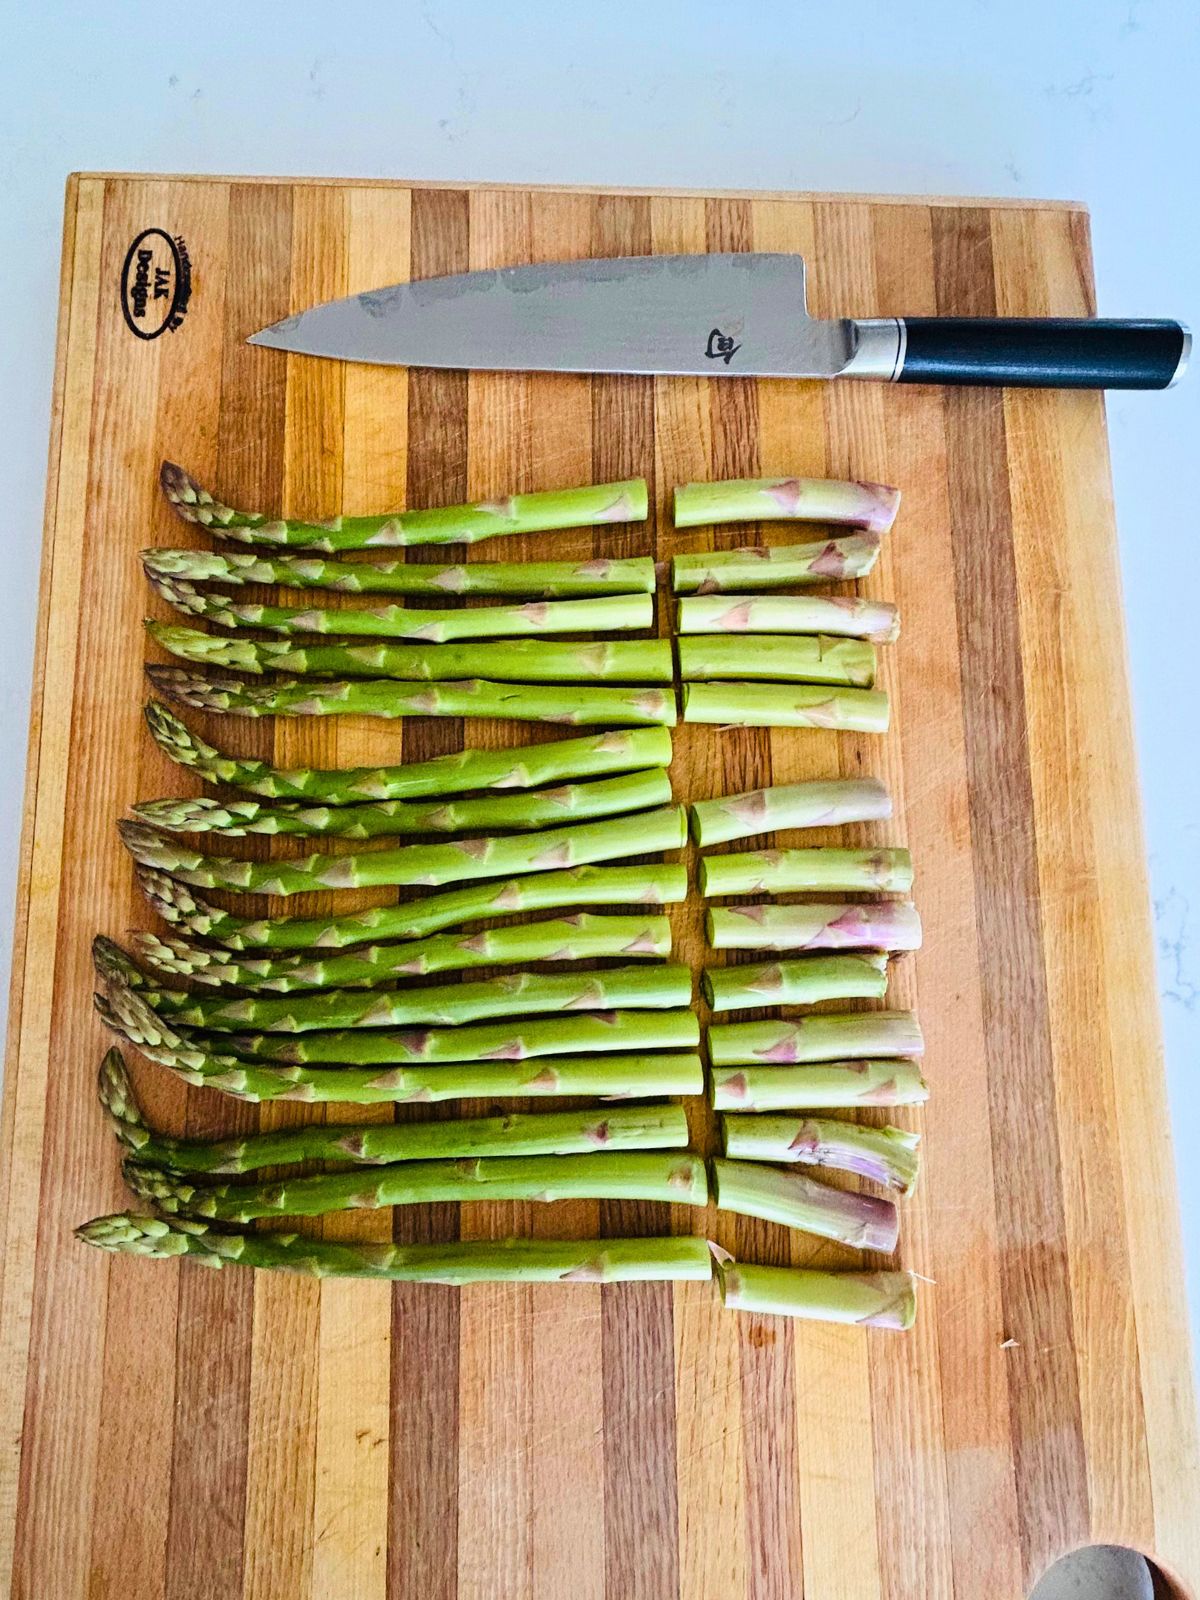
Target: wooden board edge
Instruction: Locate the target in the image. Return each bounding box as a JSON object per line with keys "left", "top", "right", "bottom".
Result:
{"left": 64, "top": 171, "right": 1088, "bottom": 213}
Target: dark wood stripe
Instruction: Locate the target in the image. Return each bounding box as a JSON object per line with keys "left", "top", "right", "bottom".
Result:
{"left": 935, "top": 205, "right": 1089, "bottom": 1584}
{"left": 386, "top": 184, "right": 468, "bottom": 1600}
{"left": 164, "top": 179, "right": 294, "bottom": 1600}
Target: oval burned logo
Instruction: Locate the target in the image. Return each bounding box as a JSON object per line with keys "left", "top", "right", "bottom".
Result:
{"left": 119, "top": 228, "right": 192, "bottom": 340}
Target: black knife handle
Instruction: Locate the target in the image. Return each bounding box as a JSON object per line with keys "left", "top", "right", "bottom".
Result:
{"left": 896, "top": 318, "right": 1189, "bottom": 390}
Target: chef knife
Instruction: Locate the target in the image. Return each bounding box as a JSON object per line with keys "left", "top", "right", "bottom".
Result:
{"left": 248, "top": 253, "right": 1189, "bottom": 391}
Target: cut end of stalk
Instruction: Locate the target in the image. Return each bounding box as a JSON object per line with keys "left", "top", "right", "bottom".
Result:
{"left": 715, "top": 1260, "right": 916, "bottom": 1329}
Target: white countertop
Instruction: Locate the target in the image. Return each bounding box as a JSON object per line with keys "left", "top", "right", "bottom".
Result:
{"left": 1, "top": 0, "right": 1196, "bottom": 1379}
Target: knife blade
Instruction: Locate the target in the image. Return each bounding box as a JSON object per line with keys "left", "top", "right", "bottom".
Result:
{"left": 248, "top": 253, "right": 1189, "bottom": 391}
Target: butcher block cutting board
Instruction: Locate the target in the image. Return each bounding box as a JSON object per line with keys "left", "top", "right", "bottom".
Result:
{"left": 1, "top": 172, "right": 1198, "bottom": 1600}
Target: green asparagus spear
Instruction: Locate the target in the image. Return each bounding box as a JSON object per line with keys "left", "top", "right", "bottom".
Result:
{"left": 670, "top": 532, "right": 883, "bottom": 593}
{"left": 119, "top": 804, "right": 687, "bottom": 896}
{"left": 147, "top": 667, "right": 678, "bottom": 727}
{"left": 714, "top": 1258, "right": 916, "bottom": 1328}
{"left": 681, "top": 683, "right": 889, "bottom": 733}
{"left": 673, "top": 477, "right": 900, "bottom": 533}
{"left": 145, "top": 703, "right": 674, "bottom": 803}
{"left": 702, "top": 953, "right": 889, "bottom": 1013}
{"left": 78, "top": 1213, "right": 715, "bottom": 1283}
{"left": 711, "top": 1158, "right": 899, "bottom": 1252}
{"left": 135, "top": 861, "right": 688, "bottom": 951}
{"left": 143, "top": 545, "right": 656, "bottom": 597}
{"left": 161, "top": 461, "right": 648, "bottom": 551}
{"left": 123, "top": 1150, "right": 710, "bottom": 1223}
{"left": 98, "top": 1047, "right": 688, "bottom": 1173}
{"left": 676, "top": 594, "right": 899, "bottom": 643}
{"left": 709, "top": 1060, "right": 930, "bottom": 1112}
{"left": 149, "top": 572, "right": 653, "bottom": 640}
{"left": 135, "top": 912, "right": 673, "bottom": 992}
{"left": 676, "top": 634, "right": 876, "bottom": 686}
{"left": 147, "top": 620, "right": 674, "bottom": 684}
{"left": 698, "top": 848, "right": 913, "bottom": 897}
{"left": 707, "top": 901, "right": 922, "bottom": 953}
{"left": 707, "top": 1011, "right": 924, "bottom": 1068}
{"left": 690, "top": 778, "right": 891, "bottom": 847}
{"left": 720, "top": 1113, "right": 920, "bottom": 1194}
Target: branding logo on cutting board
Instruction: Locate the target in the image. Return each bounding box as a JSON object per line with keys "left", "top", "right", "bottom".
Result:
{"left": 119, "top": 229, "right": 192, "bottom": 340}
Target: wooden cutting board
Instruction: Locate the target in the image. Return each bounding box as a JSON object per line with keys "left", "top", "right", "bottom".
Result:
{"left": 1, "top": 173, "right": 1197, "bottom": 1600}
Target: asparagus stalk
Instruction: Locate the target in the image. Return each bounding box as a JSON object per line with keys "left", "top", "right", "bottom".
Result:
{"left": 147, "top": 668, "right": 678, "bottom": 728}
{"left": 677, "top": 634, "right": 876, "bottom": 687}
{"left": 99, "top": 1048, "right": 689, "bottom": 1173}
{"left": 702, "top": 953, "right": 889, "bottom": 1013}
{"left": 710, "top": 1060, "right": 930, "bottom": 1112}
{"left": 715, "top": 1258, "right": 916, "bottom": 1328}
{"left": 119, "top": 804, "right": 688, "bottom": 896}
{"left": 699, "top": 848, "right": 914, "bottom": 897}
{"left": 145, "top": 704, "right": 674, "bottom": 803}
{"left": 670, "top": 533, "right": 882, "bottom": 593}
{"left": 149, "top": 573, "right": 653, "bottom": 641}
{"left": 721, "top": 1113, "right": 920, "bottom": 1194}
{"left": 689, "top": 778, "right": 891, "bottom": 847}
{"left": 96, "top": 946, "right": 692, "bottom": 1032}
{"left": 135, "top": 913, "right": 673, "bottom": 992}
{"left": 673, "top": 477, "right": 900, "bottom": 533}
{"left": 147, "top": 620, "right": 674, "bottom": 684}
{"left": 707, "top": 901, "right": 922, "bottom": 954}
{"left": 100, "top": 970, "right": 702, "bottom": 1070}
{"left": 711, "top": 1158, "right": 898, "bottom": 1252}
{"left": 161, "top": 461, "right": 648, "bottom": 551}
{"left": 681, "top": 683, "right": 889, "bottom": 733}
{"left": 143, "top": 545, "right": 656, "bottom": 597}
{"left": 136, "top": 861, "right": 688, "bottom": 951}
{"left": 708, "top": 1011, "right": 924, "bottom": 1067}
{"left": 78, "top": 1213, "right": 715, "bottom": 1284}
{"left": 676, "top": 594, "right": 899, "bottom": 643}
{"left": 132, "top": 768, "right": 673, "bottom": 839}
{"left": 123, "top": 1150, "right": 710, "bottom": 1223}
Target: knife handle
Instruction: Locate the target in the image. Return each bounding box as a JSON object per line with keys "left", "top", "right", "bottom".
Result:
{"left": 892, "top": 317, "right": 1189, "bottom": 390}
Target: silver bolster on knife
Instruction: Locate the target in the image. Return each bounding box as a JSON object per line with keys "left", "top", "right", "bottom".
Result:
{"left": 842, "top": 319, "right": 906, "bottom": 382}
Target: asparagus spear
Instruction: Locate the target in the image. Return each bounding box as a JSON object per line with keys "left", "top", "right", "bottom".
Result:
{"left": 681, "top": 683, "right": 889, "bottom": 733}
{"left": 670, "top": 532, "right": 882, "bottom": 593}
{"left": 143, "top": 546, "right": 656, "bottom": 597}
{"left": 136, "top": 861, "right": 688, "bottom": 951}
{"left": 147, "top": 667, "right": 678, "bottom": 728}
{"left": 135, "top": 913, "right": 673, "bottom": 992}
{"left": 699, "top": 848, "right": 914, "bottom": 897}
{"left": 98, "top": 1047, "right": 689, "bottom": 1173}
{"left": 149, "top": 573, "right": 653, "bottom": 641}
{"left": 711, "top": 1158, "right": 898, "bottom": 1252}
{"left": 676, "top": 594, "right": 899, "bottom": 643}
{"left": 78, "top": 1213, "right": 715, "bottom": 1284}
{"left": 720, "top": 1113, "right": 920, "bottom": 1194}
{"left": 673, "top": 477, "right": 900, "bottom": 533}
{"left": 119, "top": 804, "right": 688, "bottom": 896}
{"left": 710, "top": 1060, "right": 930, "bottom": 1112}
{"left": 677, "top": 634, "right": 876, "bottom": 687}
{"left": 714, "top": 1258, "right": 916, "bottom": 1328}
{"left": 708, "top": 1011, "right": 924, "bottom": 1067}
{"left": 161, "top": 461, "right": 648, "bottom": 551}
{"left": 100, "top": 970, "right": 702, "bottom": 1071}
{"left": 689, "top": 778, "right": 890, "bottom": 847}
{"left": 707, "top": 901, "right": 922, "bottom": 954}
{"left": 133, "top": 768, "right": 673, "bottom": 839}
{"left": 145, "top": 703, "right": 674, "bottom": 803}
{"left": 702, "top": 953, "right": 889, "bottom": 1013}
{"left": 95, "top": 942, "right": 692, "bottom": 1031}
{"left": 147, "top": 620, "right": 674, "bottom": 684}
{"left": 123, "top": 1150, "right": 710, "bottom": 1223}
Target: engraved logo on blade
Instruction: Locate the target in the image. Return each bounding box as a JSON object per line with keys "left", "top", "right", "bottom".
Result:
{"left": 705, "top": 328, "right": 742, "bottom": 364}
{"left": 119, "top": 229, "right": 192, "bottom": 340}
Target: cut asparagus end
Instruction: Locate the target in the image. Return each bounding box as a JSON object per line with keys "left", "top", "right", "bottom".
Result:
{"left": 681, "top": 682, "right": 890, "bottom": 734}
{"left": 707, "top": 1010, "right": 924, "bottom": 1068}
{"left": 689, "top": 778, "right": 891, "bottom": 848}
{"left": 673, "top": 477, "right": 900, "bottom": 534}
{"left": 715, "top": 1259, "right": 916, "bottom": 1329}
{"left": 709, "top": 1060, "right": 930, "bottom": 1112}
{"left": 720, "top": 1113, "right": 921, "bottom": 1195}
{"left": 706, "top": 900, "right": 922, "bottom": 954}
{"left": 670, "top": 531, "right": 884, "bottom": 593}
{"left": 711, "top": 1157, "right": 899, "bottom": 1252}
